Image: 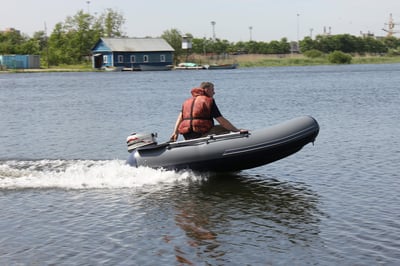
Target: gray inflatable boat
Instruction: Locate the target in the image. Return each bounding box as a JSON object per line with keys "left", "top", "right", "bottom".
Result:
{"left": 126, "top": 116, "right": 319, "bottom": 172}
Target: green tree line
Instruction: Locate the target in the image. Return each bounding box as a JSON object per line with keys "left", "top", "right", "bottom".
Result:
{"left": 1, "top": 8, "right": 125, "bottom": 66}
{"left": 300, "top": 34, "right": 400, "bottom": 55}
{"left": 1, "top": 9, "right": 400, "bottom": 67}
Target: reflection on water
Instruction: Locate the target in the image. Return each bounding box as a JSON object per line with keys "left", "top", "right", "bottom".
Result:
{"left": 162, "top": 173, "right": 322, "bottom": 264}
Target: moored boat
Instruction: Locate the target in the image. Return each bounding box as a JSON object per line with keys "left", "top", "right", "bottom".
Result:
{"left": 205, "top": 63, "right": 238, "bottom": 70}
{"left": 139, "top": 64, "right": 173, "bottom": 71}
{"left": 174, "top": 62, "right": 206, "bottom": 70}
{"left": 126, "top": 116, "right": 319, "bottom": 172}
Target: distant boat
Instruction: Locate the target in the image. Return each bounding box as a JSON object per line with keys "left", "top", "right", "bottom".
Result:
{"left": 205, "top": 63, "right": 238, "bottom": 70}
{"left": 139, "top": 64, "right": 173, "bottom": 71}
{"left": 175, "top": 62, "right": 206, "bottom": 70}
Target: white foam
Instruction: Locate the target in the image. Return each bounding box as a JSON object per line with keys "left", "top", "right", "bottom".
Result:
{"left": 0, "top": 160, "right": 198, "bottom": 190}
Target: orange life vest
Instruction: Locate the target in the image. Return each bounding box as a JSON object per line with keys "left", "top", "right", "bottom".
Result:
{"left": 178, "top": 88, "right": 214, "bottom": 134}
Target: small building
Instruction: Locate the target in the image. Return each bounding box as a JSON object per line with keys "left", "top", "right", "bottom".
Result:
{"left": 0, "top": 55, "right": 40, "bottom": 69}
{"left": 91, "top": 37, "right": 174, "bottom": 70}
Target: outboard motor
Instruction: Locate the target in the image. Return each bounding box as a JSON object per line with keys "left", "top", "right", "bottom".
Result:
{"left": 126, "top": 132, "right": 157, "bottom": 153}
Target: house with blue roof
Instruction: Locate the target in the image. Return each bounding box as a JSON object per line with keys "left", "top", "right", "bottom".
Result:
{"left": 91, "top": 37, "right": 175, "bottom": 71}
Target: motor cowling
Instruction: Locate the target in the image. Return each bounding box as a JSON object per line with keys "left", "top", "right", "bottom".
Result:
{"left": 126, "top": 132, "right": 157, "bottom": 153}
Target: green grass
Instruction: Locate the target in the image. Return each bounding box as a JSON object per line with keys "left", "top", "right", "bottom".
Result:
{"left": 238, "top": 54, "right": 400, "bottom": 67}
{"left": 239, "top": 57, "right": 327, "bottom": 67}
{"left": 351, "top": 56, "right": 400, "bottom": 64}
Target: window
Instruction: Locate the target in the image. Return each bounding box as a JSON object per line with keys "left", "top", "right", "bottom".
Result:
{"left": 130, "top": 55, "right": 135, "bottom": 63}
{"left": 143, "top": 55, "right": 149, "bottom": 63}
{"left": 160, "top": 55, "right": 166, "bottom": 62}
{"left": 118, "top": 55, "right": 124, "bottom": 63}
{"left": 103, "top": 55, "right": 108, "bottom": 63}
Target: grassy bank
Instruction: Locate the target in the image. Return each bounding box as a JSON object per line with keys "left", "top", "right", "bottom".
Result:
{"left": 194, "top": 53, "right": 400, "bottom": 67}
{"left": 0, "top": 63, "right": 94, "bottom": 73}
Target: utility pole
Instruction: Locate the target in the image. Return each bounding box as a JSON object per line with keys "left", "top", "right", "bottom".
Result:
{"left": 211, "top": 21, "right": 216, "bottom": 41}
{"left": 86, "top": 1, "right": 90, "bottom": 14}
{"left": 296, "top": 13, "right": 300, "bottom": 42}
{"left": 249, "top": 26, "right": 253, "bottom": 41}
{"left": 44, "top": 22, "right": 49, "bottom": 68}
{"left": 296, "top": 13, "right": 300, "bottom": 53}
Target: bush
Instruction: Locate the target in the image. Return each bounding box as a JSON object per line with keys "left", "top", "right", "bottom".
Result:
{"left": 387, "top": 48, "right": 400, "bottom": 57}
{"left": 303, "top": 49, "right": 324, "bottom": 58}
{"left": 328, "top": 51, "right": 352, "bottom": 64}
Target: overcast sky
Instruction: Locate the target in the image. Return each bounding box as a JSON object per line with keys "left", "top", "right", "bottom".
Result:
{"left": 2, "top": 0, "right": 400, "bottom": 41}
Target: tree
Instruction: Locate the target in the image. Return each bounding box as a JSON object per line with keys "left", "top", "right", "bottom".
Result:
{"left": 18, "top": 38, "right": 40, "bottom": 54}
{"left": 64, "top": 10, "right": 96, "bottom": 59}
{"left": 333, "top": 34, "right": 359, "bottom": 53}
{"left": 46, "top": 8, "right": 127, "bottom": 65}
{"left": 246, "top": 41, "right": 259, "bottom": 54}
{"left": 192, "top": 37, "right": 211, "bottom": 55}
{"left": 161, "top": 29, "right": 184, "bottom": 64}
{"left": 232, "top": 41, "right": 248, "bottom": 54}
{"left": 32, "top": 31, "right": 47, "bottom": 52}
{"left": 96, "top": 8, "right": 126, "bottom": 37}
{"left": 268, "top": 40, "right": 282, "bottom": 54}
{"left": 48, "top": 23, "right": 70, "bottom": 64}
{"left": 299, "top": 36, "right": 317, "bottom": 52}
{"left": 256, "top": 41, "right": 265, "bottom": 54}
{"left": 279, "top": 38, "right": 291, "bottom": 53}
{"left": 0, "top": 30, "right": 27, "bottom": 54}
{"left": 210, "top": 39, "right": 231, "bottom": 54}
{"left": 364, "top": 37, "right": 387, "bottom": 54}
{"left": 383, "top": 36, "right": 400, "bottom": 49}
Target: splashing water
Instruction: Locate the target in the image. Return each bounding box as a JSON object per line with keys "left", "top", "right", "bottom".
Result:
{"left": 0, "top": 160, "right": 197, "bottom": 190}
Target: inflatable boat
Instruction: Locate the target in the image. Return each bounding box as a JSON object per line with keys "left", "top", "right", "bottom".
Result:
{"left": 126, "top": 116, "right": 319, "bottom": 172}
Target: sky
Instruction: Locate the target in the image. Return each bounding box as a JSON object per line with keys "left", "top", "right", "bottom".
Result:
{"left": 2, "top": 0, "right": 400, "bottom": 42}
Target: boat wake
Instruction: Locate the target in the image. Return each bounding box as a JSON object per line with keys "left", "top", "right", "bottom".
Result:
{"left": 0, "top": 159, "right": 197, "bottom": 190}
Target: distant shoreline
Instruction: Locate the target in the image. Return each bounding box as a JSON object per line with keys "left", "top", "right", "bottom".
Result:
{"left": 1, "top": 54, "right": 400, "bottom": 73}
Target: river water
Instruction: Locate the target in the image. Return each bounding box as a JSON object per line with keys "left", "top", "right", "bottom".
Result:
{"left": 0, "top": 64, "right": 399, "bottom": 265}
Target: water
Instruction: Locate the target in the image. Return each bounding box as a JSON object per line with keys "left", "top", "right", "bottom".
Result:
{"left": 1, "top": 65, "right": 399, "bottom": 265}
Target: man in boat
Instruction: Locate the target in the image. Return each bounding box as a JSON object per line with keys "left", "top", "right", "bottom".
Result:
{"left": 170, "top": 82, "right": 245, "bottom": 141}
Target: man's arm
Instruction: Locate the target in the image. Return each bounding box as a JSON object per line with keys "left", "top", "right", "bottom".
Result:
{"left": 215, "top": 116, "right": 240, "bottom": 132}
